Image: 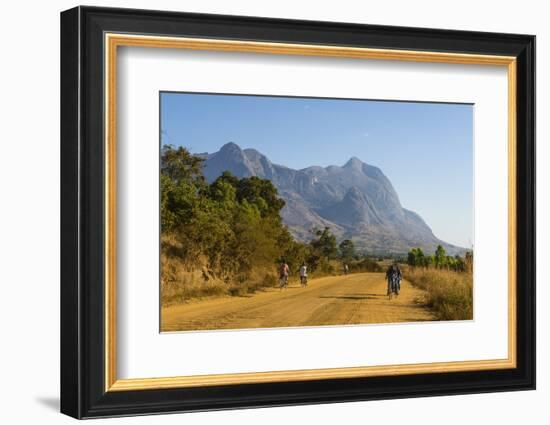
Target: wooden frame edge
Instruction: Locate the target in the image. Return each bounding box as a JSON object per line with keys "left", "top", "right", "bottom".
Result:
{"left": 507, "top": 59, "right": 518, "bottom": 369}
{"left": 105, "top": 32, "right": 118, "bottom": 391}
{"left": 108, "top": 358, "right": 516, "bottom": 391}
{"left": 104, "top": 33, "right": 518, "bottom": 393}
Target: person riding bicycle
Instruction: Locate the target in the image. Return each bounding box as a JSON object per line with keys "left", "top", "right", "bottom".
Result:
{"left": 386, "top": 264, "right": 400, "bottom": 296}
{"left": 386, "top": 264, "right": 402, "bottom": 297}
{"left": 299, "top": 263, "right": 308, "bottom": 287}
{"left": 386, "top": 265, "right": 395, "bottom": 296}
{"left": 279, "top": 260, "right": 290, "bottom": 290}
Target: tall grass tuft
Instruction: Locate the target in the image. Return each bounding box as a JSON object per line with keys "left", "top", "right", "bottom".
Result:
{"left": 404, "top": 268, "right": 473, "bottom": 321}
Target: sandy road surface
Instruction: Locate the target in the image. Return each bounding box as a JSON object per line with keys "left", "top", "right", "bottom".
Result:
{"left": 161, "top": 272, "right": 436, "bottom": 332}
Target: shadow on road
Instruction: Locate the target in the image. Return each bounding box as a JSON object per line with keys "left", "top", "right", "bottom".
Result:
{"left": 318, "top": 293, "right": 381, "bottom": 301}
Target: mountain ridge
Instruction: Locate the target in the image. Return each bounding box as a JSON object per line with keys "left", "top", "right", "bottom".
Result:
{"left": 201, "top": 142, "right": 465, "bottom": 255}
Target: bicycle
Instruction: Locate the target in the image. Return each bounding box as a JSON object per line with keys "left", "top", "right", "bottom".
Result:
{"left": 387, "top": 276, "right": 400, "bottom": 300}
{"left": 279, "top": 274, "right": 289, "bottom": 290}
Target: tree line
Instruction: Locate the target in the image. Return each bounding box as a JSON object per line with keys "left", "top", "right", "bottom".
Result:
{"left": 407, "top": 245, "right": 473, "bottom": 272}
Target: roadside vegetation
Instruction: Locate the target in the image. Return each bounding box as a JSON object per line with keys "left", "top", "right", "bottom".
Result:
{"left": 404, "top": 245, "right": 473, "bottom": 320}
{"left": 161, "top": 145, "right": 380, "bottom": 305}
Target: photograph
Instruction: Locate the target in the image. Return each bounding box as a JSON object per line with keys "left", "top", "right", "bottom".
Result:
{"left": 159, "top": 92, "right": 474, "bottom": 332}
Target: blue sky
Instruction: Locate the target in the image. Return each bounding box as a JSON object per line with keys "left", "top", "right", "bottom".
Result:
{"left": 160, "top": 92, "right": 473, "bottom": 248}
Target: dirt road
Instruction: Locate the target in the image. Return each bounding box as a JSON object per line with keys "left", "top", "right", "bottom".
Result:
{"left": 161, "top": 272, "right": 436, "bottom": 332}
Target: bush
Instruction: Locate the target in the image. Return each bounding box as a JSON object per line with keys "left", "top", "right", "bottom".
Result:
{"left": 404, "top": 268, "right": 473, "bottom": 321}
{"left": 349, "top": 257, "right": 383, "bottom": 273}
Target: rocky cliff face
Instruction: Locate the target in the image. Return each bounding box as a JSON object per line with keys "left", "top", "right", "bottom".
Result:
{"left": 202, "top": 142, "right": 463, "bottom": 254}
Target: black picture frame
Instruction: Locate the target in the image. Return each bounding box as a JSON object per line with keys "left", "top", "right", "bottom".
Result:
{"left": 61, "top": 5, "right": 535, "bottom": 419}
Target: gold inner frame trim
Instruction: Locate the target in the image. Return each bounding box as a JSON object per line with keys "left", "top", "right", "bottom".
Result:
{"left": 104, "top": 33, "right": 518, "bottom": 392}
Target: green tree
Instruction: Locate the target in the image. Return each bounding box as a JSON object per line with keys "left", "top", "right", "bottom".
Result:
{"left": 161, "top": 145, "right": 205, "bottom": 186}
{"left": 236, "top": 176, "right": 285, "bottom": 218}
{"left": 339, "top": 239, "right": 355, "bottom": 261}
{"left": 424, "top": 254, "right": 435, "bottom": 268}
{"left": 278, "top": 228, "right": 310, "bottom": 273}
{"left": 407, "top": 250, "right": 416, "bottom": 266}
{"left": 311, "top": 227, "right": 337, "bottom": 260}
{"left": 445, "top": 255, "right": 455, "bottom": 270}
{"left": 160, "top": 145, "right": 206, "bottom": 234}
{"left": 407, "top": 247, "right": 425, "bottom": 267}
{"left": 453, "top": 255, "right": 466, "bottom": 272}
{"left": 434, "top": 244, "right": 446, "bottom": 268}
{"left": 230, "top": 201, "right": 280, "bottom": 274}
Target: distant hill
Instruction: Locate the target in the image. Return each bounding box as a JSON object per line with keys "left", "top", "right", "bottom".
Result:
{"left": 202, "top": 142, "right": 465, "bottom": 255}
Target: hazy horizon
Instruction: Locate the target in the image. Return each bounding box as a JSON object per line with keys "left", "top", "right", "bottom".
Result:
{"left": 161, "top": 92, "right": 473, "bottom": 248}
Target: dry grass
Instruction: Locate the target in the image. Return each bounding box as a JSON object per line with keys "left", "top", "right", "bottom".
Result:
{"left": 161, "top": 269, "right": 226, "bottom": 307}
{"left": 161, "top": 253, "right": 279, "bottom": 306}
{"left": 404, "top": 268, "right": 473, "bottom": 321}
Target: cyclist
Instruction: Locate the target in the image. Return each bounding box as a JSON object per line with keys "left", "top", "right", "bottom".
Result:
{"left": 394, "top": 264, "right": 402, "bottom": 294}
{"left": 386, "top": 264, "right": 396, "bottom": 297}
{"left": 279, "top": 260, "right": 290, "bottom": 290}
{"left": 343, "top": 263, "right": 349, "bottom": 275}
{"left": 299, "top": 263, "right": 308, "bottom": 287}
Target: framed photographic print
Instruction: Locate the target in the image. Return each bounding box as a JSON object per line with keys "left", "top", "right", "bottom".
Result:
{"left": 60, "top": 6, "right": 535, "bottom": 419}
